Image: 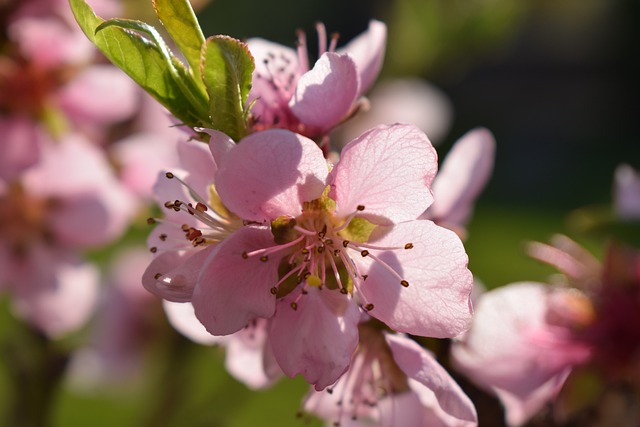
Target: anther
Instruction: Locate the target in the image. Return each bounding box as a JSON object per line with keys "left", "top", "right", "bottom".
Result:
{"left": 400, "top": 280, "right": 409, "bottom": 287}
{"left": 342, "top": 240, "right": 349, "bottom": 248}
{"left": 365, "top": 303, "right": 374, "bottom": 311}
{"left": 360, "top": 250, "right": 369, "bottom": 257}
{"left": 195, "top": 202, "right": 208, "bottom": 212}
{"left": 356, "top": 205, "right": 365, "bottom": 211}
{"left": 165, "top": 172, "right": 174, "bottom": 179}
{"left": 159, "top": 234, "right": 167, "bottom": 241}
{"left": 290, "top": 302, "right": 298, "bottom": 310}
{"left": 242, "top": 251, "right": 249, "bottom": 259}
{"left": 404, "top": 243, "right": 414, "bottom": 250}
{"left": 193, "top": 237, "right": 205, "bottom": 246}
{"left": 362, "top": 274, "right": 368, "bottom": 281}
{"left": 154, "top": 273, "right": 162, "bottom": 280}
{"left": 164, "top": 201, "right": 174, "bottom": 209}
{"left": 301, "top": 248, "right": 309, "bottom": 255}
{"left": 181, "top": 224, "right": 190, "bottom": 231}
{"left": 340, "top": 288, "right": 348, "bottom": 294}
{"left": 147, "top": 217, "right": 156, "bottom": 225}
{"left": 325, "top": 239, "right": 333, "bottom": 245}
{"left": 270, "top": 287, "right": 278, "bottom": 295}
{"left": 260, "top": 255, "right": 269, "bottom": 262}
{"left": 150, "top": 246, "right": 157, "bottom": 253}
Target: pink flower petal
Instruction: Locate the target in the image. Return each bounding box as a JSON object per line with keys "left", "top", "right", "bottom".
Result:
{"left": 142, "top": 248, "right": 213, "bottom": 302}
{"left": 110, "top": 131, "right": 181, "bottom": 199}
{"left": 177, "top": 138, "right": 216, "bottom": 197}
{"left": 329, "top": 124, "right": 438, "bottom": 224}
{"left": 225, "top": 319, "right": 282, "bottom": 390}
{"left": 8, "top": 17, "right": 93, "bottom": 67}
{"left": 268, "top": 286, "right": 360, "bottom": 391}
{"left": 386, "top": 333, "right": 478, "bottom": 426}
{"left": 192, "top": 226, "right": 280, "bottom": 335}
{"left": 0, "top": 117, "right": 43, "bottom": 181}
{"left": 289, "top": 52, "right": 360, "bottom": 131}
{"left": 11, "top": 248, "right": 99, "bottom": 338}
{"left": 195, "top": 128, "right": 235, "bottom": 167}
{"left": 57, "top": 65, "right": 139, "bottom": 126}
{"left": 163, "top": 300, "right": 222, "bottom": 345}
{"left": 355, "top": 220, "right": 473, "bottom": 338}
{"left": 337, "top": 20, "right": 387, "bottom": 96}
{"left": 427, "top": 128, "right": 495, "bottom": 228}
{"left": 215, "top": 129, "right": 328, "bottom": 223}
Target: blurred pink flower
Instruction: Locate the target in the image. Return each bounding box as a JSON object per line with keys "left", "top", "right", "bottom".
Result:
{"left": 247, "top": 21, "right": 386, "bottom": 141}
{"left": 333, "top": 78, "right": 454, "bottom": 148}
{"left": 0, "top": 1, "right": 138, "bottom": 181}
{"left": 305, "top": 323, "right": 477, "bottom": 427}
{"left": 451, "top": 282, "right": 592, "bottom": 426}
{"left": 145, "top": 123, "right": 473, "bottom": 390}
{"left": 68, "top": 248, "right": 159, "bottom": 388}
{"left": 452, "top": 234, "right": 640, "bottom": 426}
{"left": 0, "top": 134, "right": 135, "bottom": 336}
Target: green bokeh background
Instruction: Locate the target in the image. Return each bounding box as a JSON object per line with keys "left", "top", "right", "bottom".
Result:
{"left": 2, "top": 0, "right": 639, "bottom": 425}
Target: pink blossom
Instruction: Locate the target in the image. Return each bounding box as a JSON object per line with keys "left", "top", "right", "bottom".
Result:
{"left": 304, "top": 323, "right": 477, "bottom": 427}
{"left": 145, "top": 124, "right": 473, "bottom": 389}
{"left": 247, "top": 21, "right": 386, "bottom": 140}
{"left": 423, "top": 128, "right": 495, "bottom": 238}
{"left": 451, "top": 282, "right": 592, "bottom": 426}
{"left": 0, "top": 134, "right": 135, "bottom": 336}
{"left": 451, "top": 233, "right": 640, "bottom": 426}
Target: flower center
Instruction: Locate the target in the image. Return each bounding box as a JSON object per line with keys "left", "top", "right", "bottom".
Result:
{"left": 243, "top": 192, "right": 414, "bottom": 312}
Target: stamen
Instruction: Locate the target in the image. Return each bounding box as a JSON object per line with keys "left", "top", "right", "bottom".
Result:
{"left": 328, "top": 32, "right": 339, "bottom": 52}
{"left": 296, "top": 29, "right": 310, "bottom": 72}
{"left": 147, "top": 217, "right": 156, "bottom": 224}
{"left": 316, "top": 22, "right": 327, "bottom": 56}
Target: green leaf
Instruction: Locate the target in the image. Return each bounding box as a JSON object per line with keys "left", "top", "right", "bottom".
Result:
{"left": 152, "top": 0, "right": 206, "bottom": 85}
{"left": 69, "top": 0, "right": 208, "bottom": 127}
{"left": 201, "top": 36, "right": 254, "bottom": 141}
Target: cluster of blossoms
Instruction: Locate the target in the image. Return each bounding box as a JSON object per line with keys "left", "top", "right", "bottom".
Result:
{"left": 131, "top": 12, "right": 502, "bottom": 424}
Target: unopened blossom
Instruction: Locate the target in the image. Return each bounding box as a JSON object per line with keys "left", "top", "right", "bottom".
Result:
{"left": 452, "top": 234, "right": 640, "bottom": 426}
{"left": 304, "top": 321, "right": 477, "bottom": 427}
{"left": 145, "top": 123, "right": 473, "bottom": 390}
{"left": 422, "top": 127, "right": 495, "bottom": 238}
{"left": 614, "top": 164, "right": 640, "bottom": 220}
{"left": 0, "top": 134, "right": 135, "bottom": 336}
{"left": 247, "top": 20, "right": 386, "bottom": 142}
